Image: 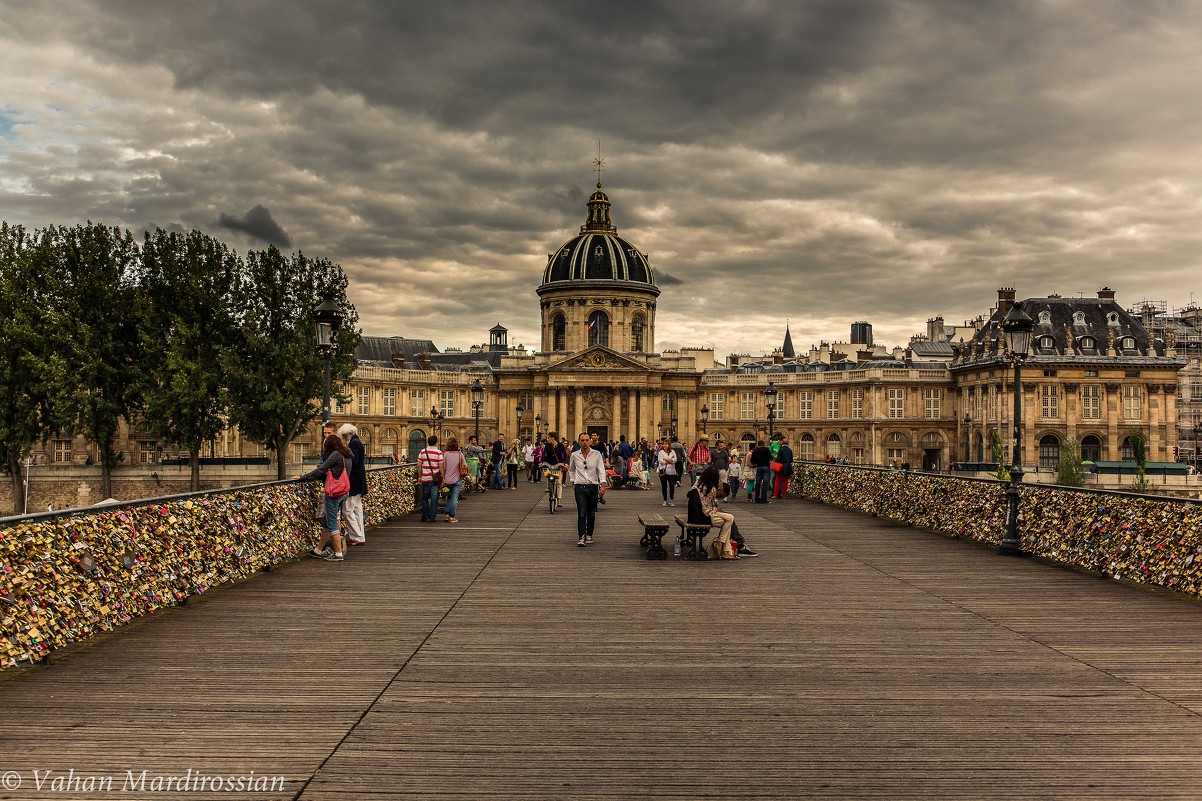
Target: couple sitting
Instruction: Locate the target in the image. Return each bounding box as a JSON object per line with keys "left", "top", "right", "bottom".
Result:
{"left": 687, "top": 466, "right": 758, "bottom": 559}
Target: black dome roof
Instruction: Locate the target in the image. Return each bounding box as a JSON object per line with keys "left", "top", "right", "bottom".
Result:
{"left": 540, "top": 184, "right": 658, "bottom": 290}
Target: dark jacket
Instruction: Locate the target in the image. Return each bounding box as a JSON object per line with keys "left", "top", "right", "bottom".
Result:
{"left": 299, "top": 450, "right": 345, "bottom": 483}
{"left": 348, "top": 434, "right": 367, "bottom": 496}
{"left": 711, "top": 448, "right": 730, "bottom": 471}
{"left": 777, "top": 443, "right": 794, "bottom": 476}
{"left": 749, "top": 445, "right": 773, "bottom": 468}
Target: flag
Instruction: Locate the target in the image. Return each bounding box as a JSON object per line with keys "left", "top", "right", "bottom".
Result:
{"left": 588, "top": 318, "right": 597, "bottom": 331}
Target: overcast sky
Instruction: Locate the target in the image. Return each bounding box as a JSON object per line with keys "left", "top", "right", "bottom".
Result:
{"left": 3, "top": 1, "right": 1202, "bottom": 357}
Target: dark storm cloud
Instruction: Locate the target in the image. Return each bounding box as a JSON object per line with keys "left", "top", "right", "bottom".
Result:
{"left": 3, "top": 0, "right": 1202, "bottom": 354}
{"left": 656, "top": 271, "right": 684, "bottom": 286}
{"left": 217, "top": 205, "right": 293, "bottom": 247}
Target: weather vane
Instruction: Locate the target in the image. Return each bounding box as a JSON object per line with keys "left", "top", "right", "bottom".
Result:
{"left": 593, "top": 141, "right": 604, "bottom": 187}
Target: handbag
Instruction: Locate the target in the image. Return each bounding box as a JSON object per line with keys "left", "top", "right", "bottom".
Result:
{"left": 324, "top": 462, "right": 350, "bottom": 499}
{"left": 769, "top": 461, "right": 783, "bottom": 472}
{"left": 423, "top": 451, "right": 443, "bottom": 486}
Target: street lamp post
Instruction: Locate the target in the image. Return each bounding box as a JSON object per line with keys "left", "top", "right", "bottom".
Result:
{"left": 999, "top": 302, "right": 1034, "bottom": 557}
{"left": 430, "top": 405, "right": 444, "bottom": 443}
{"left": 764, "top": 381, "right": 778, "bottom": 441}
{"left": 312, "top": 297, "right": 345, "bottom": 426}
{"left": 963, "top": 413, "right": 972, "bottom": 465}
{"left": 670, "top": 416, "right": 678, "bottom": 441}
{"left": 471, "top": 378, "right": 485, "bottom": 442}
{"left": 515, "top": 403, "right": 526, "bottom": 443}
{"left": 700, "top": 404, "right": 710, "bottom": 435}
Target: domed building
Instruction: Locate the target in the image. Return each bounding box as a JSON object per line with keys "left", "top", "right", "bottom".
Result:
{"left": 538, "top": 183, "right": 660, "bottom": 354}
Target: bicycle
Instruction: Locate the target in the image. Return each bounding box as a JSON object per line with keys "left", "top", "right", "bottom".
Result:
{"left": 541, "top": 463, "right": 564, "bottom": 513}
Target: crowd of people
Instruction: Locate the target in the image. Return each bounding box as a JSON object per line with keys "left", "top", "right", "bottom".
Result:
{"left": 295, "top": 423, "right": 792, "bottom": 560}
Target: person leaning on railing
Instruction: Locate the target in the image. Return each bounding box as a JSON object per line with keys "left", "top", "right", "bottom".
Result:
{"left": 292, "top": 433, "right": 353, "bottom": 562}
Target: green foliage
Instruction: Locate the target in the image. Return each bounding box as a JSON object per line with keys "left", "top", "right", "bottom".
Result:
{"left": 1125, "top": 427, "right": 1151, "bottom": 493}
{"left": 47, "top": 223, "right": 143, "bottom": 498}
{"left": 224, "top": 247, "right": 361, "bottom": 479}
{"left": 0, "top": 223, "right": 72, "bottom": 510}
{"left": 990, "top": 429, "right": 1010, "bottom": 481}
{"left": 1055, "top": 441, "right": 1086, "bottom": 487}
{"left": 138, "top": 229, "right": 240, "bottom": 490}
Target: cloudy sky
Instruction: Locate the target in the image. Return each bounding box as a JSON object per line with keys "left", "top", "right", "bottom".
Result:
{"left": 3, "top": 1, "right": 1202, "bottom": 357}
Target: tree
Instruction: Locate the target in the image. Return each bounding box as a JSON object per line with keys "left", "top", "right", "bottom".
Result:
{"left": 0, "top": 224, "right": 71, "bottom": 512}
{"left": 50, "top": 223, "right": 143, "bottom": 500}
{"left": 1125, "top": 427, "right": 1150, "bottom": 493}
{"left": 225, "top": 247, "right": 360, "bottom": 479}
{"left": 990, "top": 429, "right": 1010, "bottom": 481}
{"left": 138, "top": 229, "right": 239, "bottom": 491}
{"left": 1055, "top": 440, "right": 1086, "bottom": 487}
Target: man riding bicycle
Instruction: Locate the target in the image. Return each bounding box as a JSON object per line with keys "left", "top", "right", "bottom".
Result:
{"left": 539, "top": 432, "right": 569, "bottom": 508}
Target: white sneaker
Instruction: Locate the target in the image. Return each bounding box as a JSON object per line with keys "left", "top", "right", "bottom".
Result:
{"left": 668, "top": 500, "right": 675, "bottom": 507}
{"left": 662, "top": 501, "right": 669, "bottom": 507}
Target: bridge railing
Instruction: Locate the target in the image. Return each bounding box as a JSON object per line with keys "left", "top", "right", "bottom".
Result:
{"left": 792, "top": 462, "right": 1202, "bottom": 598}
{"left": 0, "top": 464, "right": 418, "bottom": 670}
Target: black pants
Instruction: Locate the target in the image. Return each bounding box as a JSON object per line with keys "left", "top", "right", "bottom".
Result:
{"left": 507, "top": 464, "right": 518, "bottom": 487}
{"left": 660, "top": 473, "right": 675, "bottom": 501}
{"left": 575, "top": 484, "right": 599, "bottom": 539}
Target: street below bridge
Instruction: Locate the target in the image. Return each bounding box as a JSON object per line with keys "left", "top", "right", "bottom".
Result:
{"left": 3, "top": 483, "right": 1202, "bottom": 799}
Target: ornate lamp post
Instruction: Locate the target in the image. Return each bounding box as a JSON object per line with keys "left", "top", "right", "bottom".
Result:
{"left": 534, "top": 413, "right": 542, "bottom": 441}
{"left": 700, "top": 404, "right": 710, "bottom": 435}
{"left": 312, "top": 297, "right": 345, "bottom": 426}
{"left": 963, "top": 412, "right": 972, "bottom": 465}
{"left": 515, "top": 403, "right": 526, "bottom": 442}
{"left": 670, "top": 416, "right": 678, "bottom": 441}
{"left": 471, "top": 378, "right": 485, "bottom": 441}
{"left": 999, "top": 302, "right": 1034, "bottom": 557}
{"left": 764, "top": 381, "right": 778, "bottom": 441}
{"left": 430, "top": 405, "right": 444, "bottom": 442}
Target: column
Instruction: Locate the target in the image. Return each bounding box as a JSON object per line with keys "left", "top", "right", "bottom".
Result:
{"left": 612, "top": 390, "right": 622, "bottom": 441}
{"left": 558, "top": 389, "right": 568, "bottom": 437}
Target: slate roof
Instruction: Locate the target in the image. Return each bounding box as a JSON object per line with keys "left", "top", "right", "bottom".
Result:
{"left": 355, "top": 336, "right": 439, "bottom": 366}
{"left": 909, "top": 340, "right": 955, "bottom": 357}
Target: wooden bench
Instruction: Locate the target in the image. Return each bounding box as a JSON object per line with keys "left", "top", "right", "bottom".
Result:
{"left": 637, "top": 513, "right": 670, "bottom": 560}
{"left": 674, "top": 515, "right": 713, "bottom": 561}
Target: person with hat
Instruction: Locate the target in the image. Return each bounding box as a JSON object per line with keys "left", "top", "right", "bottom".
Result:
{"left": 686, "top": 434, "right": 712, "bottom": 486}
{"left": 337, "top": 423, "right": 368, "bottom": 545}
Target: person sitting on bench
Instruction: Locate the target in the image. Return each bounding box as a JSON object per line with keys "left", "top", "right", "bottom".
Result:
{"left": 688, "top": 466, "right": 759, "bottom": 558}
{"left": 692, "top": 466, "right": 736, "bottom": 559}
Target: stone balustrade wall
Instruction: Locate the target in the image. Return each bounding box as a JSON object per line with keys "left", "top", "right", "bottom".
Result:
{"left": 0, "top": 465, "right": 418, "bottom": 670}
{"left": 792, "top": 463, "right": 1202, "bottom": 597}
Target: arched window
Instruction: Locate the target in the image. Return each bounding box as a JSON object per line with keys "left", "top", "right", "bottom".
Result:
{"left": 1039, "top": 434, "right": 1060, "bottom": 470}
{"left": 1038, "top": 311, "right": 1052, "bottom": 326}
{"left": 1037, "top": 335, "right": 1056, "bottom": 350}
{"left": 1120, "top": 336, "right": 1136, "bottom": 350}
{"left": 1073, "top": 311, "right": 1086, "bottom": 325}
{"left": 381, "top": 427, "right": 399, "bottom": 459}
{"left": 1080, "top": 435, "right": 1101, "bottom": 463}
{"left": 1078, "top": 336, "right": 1096, "bottom": 350}
{"left": 826, "top": 433, "right": 842, "bottom": 458}
{"left": 799, "top": 433, "right": 815, "bottom": 461}
{"left": 975, "top": 433, "right": 985, "bottom": 461}
{"left": 1122, "top": 435, "right": 1141, "bottom": 461}
{"left": 588, "top": 310, "right": 609, "bottom": 347}
{"left": 552, "top": 314, "right": 566, "bottom": 351}
{"left": 631, "top": 314, "right": 645, "bottom": 352}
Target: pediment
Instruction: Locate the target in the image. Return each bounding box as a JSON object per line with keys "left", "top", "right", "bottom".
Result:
{"left": 545, "top": 346, "right": 652, "bottom": 373}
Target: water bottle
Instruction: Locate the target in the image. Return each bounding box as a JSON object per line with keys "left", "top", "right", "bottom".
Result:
{"left": 674, "top": 536, "right": 682, "bottom": 557}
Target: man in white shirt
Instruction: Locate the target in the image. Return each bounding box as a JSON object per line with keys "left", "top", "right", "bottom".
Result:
{"left": 568, "top": 431, "right": 607, "bottom": 547}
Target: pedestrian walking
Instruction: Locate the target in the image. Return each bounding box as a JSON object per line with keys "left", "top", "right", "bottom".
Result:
{"left": 490, "top": 434, "right": 506, "bottom": 490}
{"left": 505, "top": 439, "right": 521, "bottom": 488}
{"left": 772, "top": 439, "right": 794, "bottom": 499}
{"left": 418, "top": 435, "right": 444, "bottom": 523}
{"left": 569, "top": 432, "right": 607, "bottom": 546}
{"left": 338, "top": 423, "right": 368, "bottom": 545}
{"left": 442, "top": 437, "right": 467, "bottom": 523}
{"left": 656, "top": 439, "right": 678, "bottom": 506}
{"left": 749, "top": 439, "right": 773, "bottom": 504}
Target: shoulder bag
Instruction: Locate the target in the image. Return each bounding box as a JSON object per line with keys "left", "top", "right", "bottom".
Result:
{"left": 324, "top": 456, "right": 351, "bottom": 498}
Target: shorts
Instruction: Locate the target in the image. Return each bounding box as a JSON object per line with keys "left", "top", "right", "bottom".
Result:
{"left": 323, "top": 494, "right": 343, "bottom": 532}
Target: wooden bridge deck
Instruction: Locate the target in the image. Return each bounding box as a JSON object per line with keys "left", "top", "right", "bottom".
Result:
{"left": 3, "top": 483, "right": 1202, "bottom": 799}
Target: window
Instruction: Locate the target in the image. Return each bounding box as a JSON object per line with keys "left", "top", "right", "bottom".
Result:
{"left": 1039, "top": 435, "right": 1060, "bottom": 470}
{"left": 851, "top": 389, "right": 864, "bottom": 419}
{"left": 1124, "top": 370, "right": 1140, "bottom": 378}
{"left": 1037, "top": 335, "right": 1056, "bottom": 349}
{"left": 1084, "top": 369, "right": 1099, "bottom": 377}
{"left": 1038, "top": 311, "right": 1052, "bottom": 326}
{"left": 739, "top": 392, "right": 756, "bottom": 420}
{"left": 440, "top": 389, "right": 455, "bottom": 417}
{"left": 552, "top": 314, "right": 566, "bottom": 351}
{"left": 826, "top": 433, "right": 842, "bottom": 458}
{"left": 519, "top": 392, "right": 534, "bottom": 414}
{"left": 409, "top": 389, "right": 424, "bottom": 416}
{"left": 827, "top": 390, "right": 840, "bottom": 419}
{"left": 291, "top": 442, "right": 308, "bottom": 464}
{"left": 1122, "top": 386, "right": 1141, "bottom": 420}
{"left": 973, "top": 389, "right": 983, "bottom": 421}
{"left": 137, "top": 441, "right": 156, "bottom": 465}
{"left": 988, "top": 385, "right": 997, "bottom": 420}
{"left": 1042, "top": 370, "right": 1058, "bottom": 377}
{"left": 380, "top": 428, "right": 399, "bottom": 458}
{"left": 1040, "top": 385, "right": 1059, "bottom": 419}
{"left": 383, "top": 387, "right": 396, "bottom": 416}
{"left": 888, "top": 388, "right": 904, "bottom": 419}
{"left": 799, "top": 433, "right": 815, "bottom": 461}
{"left": 709, "top": 392, "right": 725, "bottom": 421}
{"left": 1073, "top": 312, "right": 1086, "bottom": 325}
{"left": 357, "top": 386, "right": 370, "bottom": 415}
{"left": 1079, "top": 337, "right": 1096, "bottom": 350}
{"left": 1120, "top": 336, "right": 1136, "bottom": 350}
{"left": 1081, "top": 385, "right": 1101, "bottom": 420}
{"left": 1122, "top": 436, "right": 1137, "bottom": 461}
{"left": 923, "top": 388, "right": 941, "bottom": 419}
{"left": 799, "top": 391, "right": 813, "bottom": 420}
{"left": 53, "top": 439, "right": 72, "bottom": 464}
{"left": 662, "top": 393, "right": 676, "bottom": 413}
{"left": 1080, "top": 435, "right": 1101, "bottom": 463}
{"left": 631, "top": 314, "right": 645, "bottom": 352}
{"left": 886, "top": 447, "right": 905, "bottom": 463}
{"left": 587, "top": 310, "right": 609, "bottom": 347}
{"left": 335, "top": 393, "right": 348, "bottom": 415}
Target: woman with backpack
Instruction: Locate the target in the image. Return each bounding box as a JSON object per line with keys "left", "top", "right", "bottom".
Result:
{"left": 294, "top": 433, "right": 353, "bottom": 562}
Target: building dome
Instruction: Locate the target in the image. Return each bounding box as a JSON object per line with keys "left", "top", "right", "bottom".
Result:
{"left": 540, "top": 183, "right": 658, "bottom": 290}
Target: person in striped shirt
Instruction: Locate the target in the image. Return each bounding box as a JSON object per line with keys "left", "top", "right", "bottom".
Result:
{"left": 417, "top": 435, "right": 444, "bottom": 523}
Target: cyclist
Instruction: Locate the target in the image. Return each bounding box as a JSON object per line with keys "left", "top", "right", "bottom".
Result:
{"left": 539, "top": 432, "right": 569, "bottom": 509}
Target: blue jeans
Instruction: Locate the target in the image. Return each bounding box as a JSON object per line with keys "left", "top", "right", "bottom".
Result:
{"left": 421, "top": 481, "right": 439, "bottom": 521}
{"left": 754, "top": 466, "right": 773, "bottom": 503}
{"left": 445, "top": 480, "right": 462, "bottom": 517}
{"left": 323, "top": 494, "right": 343, "bottom": 532}
{"left": 575, "top": 484, "right": 599, "bottom": 539}
{"left": 491, "top": 461, "right": 505, "bottom": 489}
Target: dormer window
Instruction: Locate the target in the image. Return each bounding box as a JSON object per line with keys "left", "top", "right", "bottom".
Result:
{"left": 1078, "top": 335, "right": 1096, "bottom": 350}
{"left": 1120, "top": 336, "right": 1136, "bottom": 350}
{"left": 1073, "top": 311, "right": 1086, "bottom": 326}
{"left": 1038, "top": 311, "right": 1052, "bottom": 326}
{"left": 1037, "top": 335, "right": 1056, "bottom": 350}
{"left": 1107, "top": 312, "right": 1120, "bottom": 326}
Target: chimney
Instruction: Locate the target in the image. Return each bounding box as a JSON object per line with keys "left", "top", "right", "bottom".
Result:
{"left": 389, "top": 350, "right": 405, "bottom": 369}
{"left": 997, "top": 287, "right": 1016, "bottom": 319}
{"left": 1097, "top": 286, "right": 1116, "bottom": 300}
{"left": 418, "top": 350, "right": 432, "bottom": 370}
